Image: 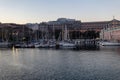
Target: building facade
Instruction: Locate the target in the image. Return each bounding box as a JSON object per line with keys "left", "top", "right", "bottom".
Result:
{"left": 38, "top": 18, "right": 120, "bottom": 39}
{"left": 1, "top": 18, "right": 120, "bottom": 40}
{"left": 39, "top": 18, "right": 120, "bottom": 32}
{"left": 100, "top": 26, "right": 120, "bottom": 42}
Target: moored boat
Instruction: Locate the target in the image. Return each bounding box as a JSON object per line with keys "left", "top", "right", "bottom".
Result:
{"left": 99, "top": 41, "right": 120, "bottom": 46}
{"left": 0, "top": 42, "right": 13, "bottom": 48}
{"left": 56, "top": 41, "right": 76, "bottom": 49}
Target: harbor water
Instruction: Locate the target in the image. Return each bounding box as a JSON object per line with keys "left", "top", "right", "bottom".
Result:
{"left": 0, "top": 46, "right": 120, "bottom": 80}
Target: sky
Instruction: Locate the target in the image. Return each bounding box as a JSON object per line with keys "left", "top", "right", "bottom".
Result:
{"left": 0, "top": 0, "right": 120, "bottom": 24}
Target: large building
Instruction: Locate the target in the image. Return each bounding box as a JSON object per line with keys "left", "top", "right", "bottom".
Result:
{"left": 81, "top": 19, "right": 120, "bottom": 31}
{"left": 100, "top": 26, "right": 120, "bottom": 41}
{"left": 39, "top": 18, "right": 120, "bottom": 32}
{"left": 0, "top": 18, "right": 120, "bottom": 40}
{"left": 38, "top": 18, "right": 120, "bottom": 39}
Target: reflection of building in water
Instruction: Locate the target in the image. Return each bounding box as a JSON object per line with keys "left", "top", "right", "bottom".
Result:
{"left": 12, "top": 47, "right": 20, "bottom": 66}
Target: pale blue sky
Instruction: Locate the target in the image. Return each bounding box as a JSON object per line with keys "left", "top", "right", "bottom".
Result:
{"left": 0, "top": 0, "right": 120, "bottom": 23}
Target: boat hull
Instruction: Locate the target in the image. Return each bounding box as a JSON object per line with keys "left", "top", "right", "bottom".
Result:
{"left": 99, "top": 42, "right": 120, "bottom": 46}
{"left": 0, "top": 42, "right": 13, "bottom": 48}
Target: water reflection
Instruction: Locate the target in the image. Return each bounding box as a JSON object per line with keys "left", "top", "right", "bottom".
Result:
{"left": 12, "top": 47, "right": 21, "bottom": 68}
{"left": 100, "top": 46, "right": 120, "bottom": 51}
{"left": 0, "top": 47, "right": 119, "bottom": 80}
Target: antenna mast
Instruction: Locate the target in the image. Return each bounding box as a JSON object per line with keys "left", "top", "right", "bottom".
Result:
{"left": 113, "top": 16, "right": 115, "bottom": 19}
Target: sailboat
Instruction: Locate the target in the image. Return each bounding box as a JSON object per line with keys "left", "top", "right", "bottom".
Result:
{"left": 34, "top": 29, "right": 49, "bottom": 48}
{"left": 57, "top": 25, "right": 76, "bottom": 49}
{"left": 0, "top": 28, "right": 13, "bottom": 48}
{"left": 48, "top": 24, "right": 56, "bottom": 48}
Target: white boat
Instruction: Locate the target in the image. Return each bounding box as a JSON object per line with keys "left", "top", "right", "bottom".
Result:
{"left": 48, "top": 41, "right": 56, "bottom": 48}
{"left": 58, "top": 41, "right": 76, "bottom": 49}
{"left": 34, "top": 42, "right": 41, "bottom": 48}
{"left": 57, "top": 25, "right": 76, "bottom": 49}
{"left": 39, "top": 41, "right": 49, "bottom": 48}
{"left": 40, "top": 44, "right": 49, "bottom": 48}
{"left": 27, "top": 43, "right": 34, "bottom": 48}
{"left": 0, "top": 42, "right": 12, "bottom": 48}
{"left": 99, "top": 41, "right": 120, "bottom": 46}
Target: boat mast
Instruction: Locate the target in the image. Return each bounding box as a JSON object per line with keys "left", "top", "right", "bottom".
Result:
{"left": 64, "top": 25, "right": 68, "bottom": 41}
{"left": 2, "top": 27, "right": 4, "bottom": 41}
{"left": 53, "top": 24, "right": 55, "bottom": 40}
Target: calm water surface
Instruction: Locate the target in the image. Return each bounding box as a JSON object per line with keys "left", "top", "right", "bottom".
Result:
{"left": 0, "top": 47, "right": 120, "bottom": 80}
